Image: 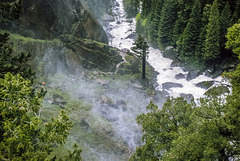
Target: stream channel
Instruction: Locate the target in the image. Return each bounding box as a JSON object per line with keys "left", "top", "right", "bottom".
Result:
{"left": 107, "top": 0, "right": 222, "bottom": 99}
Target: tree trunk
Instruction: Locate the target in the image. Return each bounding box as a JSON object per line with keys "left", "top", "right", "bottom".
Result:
{"left": 142, "top": 45, "right": 146, "bottom": 79}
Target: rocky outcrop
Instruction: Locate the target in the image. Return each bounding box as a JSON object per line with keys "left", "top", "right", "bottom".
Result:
{"left": 61, "top": 35, "right": 122, "bottom": 72}
{"left": 1, "top": 0, "right": 108, "bottom": 43}
{"left": 9, "top": 33, "right": 122, "bottom": 74}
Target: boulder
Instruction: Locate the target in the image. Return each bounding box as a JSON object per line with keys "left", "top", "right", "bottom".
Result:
{"left": 195, "top": 81, "right": 214, "bottom": 90}
{"left": 186, "top": 70, "right": 202, "bottom": 81}
{"left": 113, "top": 100, "right": 127, "bottom": 111}
{"left": 204, "top": 85, "right": 230, "bottom": 96}
{"left": 125, "top": 33, "right": 135, "bottom": 39}
{"left": 162, "top": 47, "right": 177, "bottom": 60}
{"left": 1, "top": 0, "right": 108, "bottom": 43}
{"left": 180, "top": 93, "right": 194, "bottom": 103}
{"left": 61, "top": 35, "right": 122, "bottom": 72}
{"left": 170, "top": 60, "right": 182, "bottom": 67}
{"left": 100, "top": 95, "right": 114, "bottom": 105}
{"left": 175, "top": 73, "right": 185, "bottom": 80}
{"left": 162, "top": 82, "right": 183, "bottom": 90}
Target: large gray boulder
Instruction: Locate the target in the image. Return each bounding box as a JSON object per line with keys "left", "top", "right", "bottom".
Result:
{"left": 1, "top": 0, "right": 108, "bottom": 43}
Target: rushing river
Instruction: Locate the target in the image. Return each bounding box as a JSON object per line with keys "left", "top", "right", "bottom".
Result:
{"left": 108, "top": 0, "right": 222, "bottom": 99}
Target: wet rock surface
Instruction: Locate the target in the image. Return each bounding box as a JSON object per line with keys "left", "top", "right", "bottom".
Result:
{"left": 1, "top": 0, "right": 108, "bottom": 43}
{"left": 162, "top": 82, "right": 183, "bottom": 90}
{"left": 195, "top": 81, "right": 214, "bottom": 90}
{"left": 175, "top": 73, "right": 185, "bottom": 80}
{"left": 186, "top": 70, "right": 202, "bottom": 81}
{"left": 180, "top": 93, "right": 194, "bottom": 103}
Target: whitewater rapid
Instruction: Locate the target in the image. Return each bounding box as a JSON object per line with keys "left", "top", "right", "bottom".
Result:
{"left": 108, "top": 0, "right": 222, "bottom": 99}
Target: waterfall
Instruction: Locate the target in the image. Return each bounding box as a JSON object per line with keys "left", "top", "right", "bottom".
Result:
{"left": 108, "top": 0, "right": 223, "bottom": 100}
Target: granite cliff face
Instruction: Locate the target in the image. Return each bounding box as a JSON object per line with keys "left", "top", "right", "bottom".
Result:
{"left": 2, "top": 0, "right": 108, "bottom": 43}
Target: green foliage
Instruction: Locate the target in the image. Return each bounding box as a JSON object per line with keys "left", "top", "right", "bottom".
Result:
{"left": 178, "top": 0, "right": 202, "bottom": 61}
{"left": 123, "top": 0, "right": 140, "bottom": 18}
{"left": 131, "top": 35, "right": 149, "bottom": 79}
{"left": 139, "top": 0, "right": 237, "bottom": 67}
{"left": 130, "top": 90, "right": 240, "bottom": 160}
{"left": 147, "top": 0, "right": 164, "bottom": 45}
{"left": 130, "top": 97, "right": 193, "bottom": 160}
{"left": 158, "top": 0, "right": 178, "bottom": 49}
{"left": 203, "top": 0, "right": 220, "bottom": 61}
{"left": 172, "top": 0, "right": 193, "bottom": 44}
{"left": 0, "top": 0, "right": 23, "bottom": 22}
{"left": 195, "top": 4, "right": 211, "bottom": 56}
{"left": 225, "top": 22, "right": 240, "bottom": 56}
{"left": 141, "top": 0, "right": 154, "bottom": 18}
{"left": 219, "top": 2, "right": 232, "bottom": 48}
{"left": 0, "top": 32, "right": 35, "bottom": 81}
{"left": 0, "top": 73, "right": 82, "bottom": 160}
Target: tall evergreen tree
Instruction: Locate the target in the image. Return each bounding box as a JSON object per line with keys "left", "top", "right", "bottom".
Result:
{"left": 172, "top": 0, "right": 194, "bottom": 44}
{"left": 158, "top": 0, "right": 178, "bottom": 49}
{"left": 141, "top": 0, "right": 154, "bottom": 18}
{"left": 195, "top": 4, "right": 211, "bottom": 56}
{"left": 203, "top": 0, "right": 220, "bottom": 67}
{"left": 147, "top": 0, "right": 164, "bottom": 46}
{"left": 232, "top": 0, "right": 240, "bottom": 23}
{"left": 178, "top": 0, "right": 202, "bottom": 61}
{"left": 131, "top": 35, "right": 149, "bottom": 79}
{"left": 219, "top": 1, "right": 232, "bottom": 49}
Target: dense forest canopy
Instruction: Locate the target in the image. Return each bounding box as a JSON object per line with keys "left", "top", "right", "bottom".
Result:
{"left": 124, "top": 0, "right": 240, "bottom": 70}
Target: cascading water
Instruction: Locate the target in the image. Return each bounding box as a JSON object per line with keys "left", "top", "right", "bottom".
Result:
{"left": 108, "top": 0, "right": 222, "bottom": 100}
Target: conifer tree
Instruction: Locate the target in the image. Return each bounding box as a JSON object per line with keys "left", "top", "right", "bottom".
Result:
{"left": 195, "top": 4, "right": 211, "bottom": 56}
{"left": 172, "top": 0, "right": 194, "bottom": 44}
{"left": 157, "top": 0, "right": 178, "bottom": 49}
{"left": 147, "top": 0, "right": 164, "bottom": 45}
{"left": 219, "top": 1, "right": 232, "bottom": 49}
{"left": 131, "top": 35, "right": 149, "bottom": 79}
{"left": 203, "top": 0, "right": 220, "bottom": 66}
{"left": 232, "top": 0, "right": 240, "bottom": 23}
{"left": 141, "top": 0, "right": 153, "bottom": 18}
{"left": 178, "top": 0, "right": 201, "bottom": 61}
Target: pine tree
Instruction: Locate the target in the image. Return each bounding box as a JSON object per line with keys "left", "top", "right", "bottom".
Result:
{"left": 195, "top": 4, "right": 211, "bottom": 56}
{"left": 219, "top": 1, "right": 232, "bottom": 49}
{"left": 203, "top": 0, "right": 220, "bottom": 66}
{"left": 147, "top": 0, "right": 164, "bottom": 46}
{"left": 158, "top": 0, "right": 178, "bottom": 49}
{"left": 131, "top": 35, "right": 149, "bottom": 79}
{"left": 141, "top": 0, "right": 154, "bottom": 18}
{"left": 172, "top": 0, "right": 194, "bottom": 44}
{"left": 178, "top": 0, "right": 202, "bottom": 61}
{"left": 232, "top": 0, "right": 240, "bottom": 23}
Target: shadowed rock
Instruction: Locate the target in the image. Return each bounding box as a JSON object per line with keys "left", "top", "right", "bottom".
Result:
{"left": 162, "top": 82, "right": 183, "bottom": 90}
{"left": 1, "top": 0, "right": 108, "bottom": 43}
{"left": 175, "top": 73, "right": 185, "bottom": 80}
{"left": 186, "top": 70, "right": 202, "bottom": 81}
{"left": 180, "top": 93, "right": 194, "bottom": 103}
{"left": 195, "top": 81, "right": 214, "bottom": 90}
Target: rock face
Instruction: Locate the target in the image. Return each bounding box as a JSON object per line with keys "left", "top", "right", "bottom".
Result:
{"left": 1, "top": 0, "right": 108, "bottom": 43}
{"left": 84, "top": 0, "right": 114, "bottom": 22}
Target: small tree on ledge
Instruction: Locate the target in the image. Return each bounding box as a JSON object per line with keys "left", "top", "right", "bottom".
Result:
{"left": 131, "top": 35, "right": 149, "bottom": 79}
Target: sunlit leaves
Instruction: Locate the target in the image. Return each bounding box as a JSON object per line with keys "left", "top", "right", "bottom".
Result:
{"left": 0, "top": 73, "right": 81, "bottom": 160}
